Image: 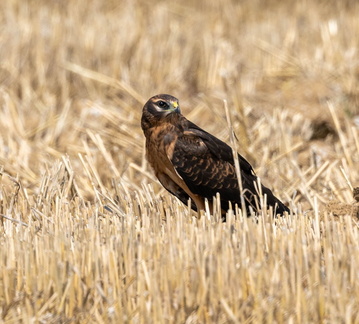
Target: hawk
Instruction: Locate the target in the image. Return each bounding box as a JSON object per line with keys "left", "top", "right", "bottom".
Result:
{"left": 141, "top": 94, "right": 290, "bottom": 217}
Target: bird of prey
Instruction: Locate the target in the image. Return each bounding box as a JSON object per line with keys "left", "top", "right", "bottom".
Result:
{"left": 141, "top": 94, "right": 290, "bottom": 217}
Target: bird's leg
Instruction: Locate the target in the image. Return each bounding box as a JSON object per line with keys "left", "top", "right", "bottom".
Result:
{"left": 192, "top": 196, "right": 206, "bottom": 219}
{"left": 194, "top": 197, "right": 218, "bottom": 220}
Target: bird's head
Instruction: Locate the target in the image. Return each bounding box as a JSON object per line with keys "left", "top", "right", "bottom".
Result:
{"left": 141, "top": 94, "right": 181, "bottom": 130}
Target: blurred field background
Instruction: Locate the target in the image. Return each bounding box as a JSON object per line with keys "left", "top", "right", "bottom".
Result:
{"left": 1, "top": 0, "right": 359, "bottom": 322}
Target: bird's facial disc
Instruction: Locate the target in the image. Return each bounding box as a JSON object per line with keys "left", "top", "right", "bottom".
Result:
{"left": 154, "top": 99, "right": 180, "bottom": 114}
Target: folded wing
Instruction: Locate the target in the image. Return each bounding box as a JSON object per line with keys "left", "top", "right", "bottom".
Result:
{"left": 171, "top": 120, "right": 290, "bottom": 214}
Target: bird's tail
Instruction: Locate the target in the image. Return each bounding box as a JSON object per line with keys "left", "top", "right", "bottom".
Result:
{"left": 260, "top": 184, "right": 290, "bottom": 215}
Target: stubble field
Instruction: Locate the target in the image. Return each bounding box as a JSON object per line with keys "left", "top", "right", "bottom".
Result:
{"left": 1, "top": 0, "right": 359, "bottom": 323}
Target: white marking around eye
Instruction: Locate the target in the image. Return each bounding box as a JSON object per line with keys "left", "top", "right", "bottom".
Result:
{"left": 154, "top": 104, "right": 173, "bottom": 115}
{"left": 154, "top": 104, "right": 164, "bottom": 112}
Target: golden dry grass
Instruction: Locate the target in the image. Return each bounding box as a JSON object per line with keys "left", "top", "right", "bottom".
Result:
{"left": 1, "top": 0, "right": 359, "bottom": 323}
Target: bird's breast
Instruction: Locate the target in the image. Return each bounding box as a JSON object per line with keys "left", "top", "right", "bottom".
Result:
{"left": 145, "top": 126, "right": 179, "bottom": 176}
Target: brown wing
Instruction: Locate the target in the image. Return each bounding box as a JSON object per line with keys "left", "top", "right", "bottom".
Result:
{"left": 171, "top": 120, "right": 290, "bottom": 214}
{"left": 185, "top": 121, "right": 255, "bottom": 174}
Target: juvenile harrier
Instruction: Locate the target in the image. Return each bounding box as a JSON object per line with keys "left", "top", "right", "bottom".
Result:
{"left": 141, "top": 94, "right": 290, "bottom": 216}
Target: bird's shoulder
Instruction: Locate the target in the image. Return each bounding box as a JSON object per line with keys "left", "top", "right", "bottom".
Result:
{"left": 176, "top": 118, "right": 254, "bottom": 175}
{"left": 182, "top": 120, "right": 232, "bottom": 159}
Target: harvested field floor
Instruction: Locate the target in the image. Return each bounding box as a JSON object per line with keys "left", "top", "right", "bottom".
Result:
{"left": 0, "top": 0, "right": 359, "bottom": 323}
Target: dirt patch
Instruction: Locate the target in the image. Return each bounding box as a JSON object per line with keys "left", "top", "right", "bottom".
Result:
{"left": 310, "top": 120, "right": 337, "bottom": 141}
{"left": 325, "top": 187, "right": 359, "bottom": 219}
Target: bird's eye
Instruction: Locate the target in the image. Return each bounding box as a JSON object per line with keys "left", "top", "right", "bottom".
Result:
{"left": 157, "top": 101, "right": 168, "bottom": 109}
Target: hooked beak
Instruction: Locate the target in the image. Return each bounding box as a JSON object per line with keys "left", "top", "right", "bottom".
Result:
{"left": 171, "top": 101, "right": 180, "bottom": 113}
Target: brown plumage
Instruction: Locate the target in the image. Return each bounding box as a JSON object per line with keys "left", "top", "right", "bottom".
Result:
{"left": 141, "top": 94, "right": 290, "bottom": 217}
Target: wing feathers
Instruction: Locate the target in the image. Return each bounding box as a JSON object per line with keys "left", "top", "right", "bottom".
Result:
{"left": 185, "top": 121, "right": 255, "bottom": 175}
{"left": 171, "top": 117, "right": 289, "bottom": 214}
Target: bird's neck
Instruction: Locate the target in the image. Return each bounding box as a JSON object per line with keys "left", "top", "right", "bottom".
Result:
{"left": 142, "top": 112, "right": 187, "bottom": 137}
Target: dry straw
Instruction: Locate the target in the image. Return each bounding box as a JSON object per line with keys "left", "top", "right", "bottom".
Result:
{"left": 0, "top": 0, "right": 359, "bottom": 323}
